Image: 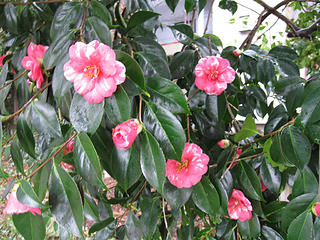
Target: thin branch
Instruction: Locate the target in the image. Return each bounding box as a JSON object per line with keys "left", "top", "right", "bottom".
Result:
{"left": 220, "top": 145, "right": 239, "bottom": 180}
{"left": 235, "top": 1, "right": 260, "bottom": 15}
{"left": 80, "top": 0, "right": 89, "bottom": 43}
{"left": 187, "top": 114, "right": 191, "bottom": 143}
{"left": 0, "top": 0, "right": 69, "bottom": 5}
{"left": 27, "top": 132, "right": 77, "bottom": 178}
{"left": 200, "top": 228, "right": 215, "bottom": 240}
{"left": 204, "top": 0, "right": 215, "bottom": 34}
{"left": 0, "top": 70, "right": 27, "bottom": 91}
{"left": 162, "top": 198, "right": 173, "bottom": 239}
{"left": 208, "top": 36, "right": 213, "bottom": 56}
{"left": 225, "top": 95, "right": 240, "bottom": 132}
{"left": 2, "top": 82, "right": 52, "bottom": 123}
{"left": 122, "top": 36, "right": 134, "bottom": 58}
{"left": 1, "top": 132, "right": 16, "bottom": 147}
{"left": 191, "top": 5, "right": 197, "bottom": 31}
{"left": 187, "top": 88, "right": 200, "bottom": 102}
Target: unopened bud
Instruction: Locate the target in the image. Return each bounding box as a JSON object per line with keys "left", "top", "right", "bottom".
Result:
{"left": 312, "top": 202, "right": 320, "bottom": 216}
{"left": 217, "top": 139, "right": 231, "bottom": 149}
{"left": 233, "top": 49, "right": 241, "bottom": 57}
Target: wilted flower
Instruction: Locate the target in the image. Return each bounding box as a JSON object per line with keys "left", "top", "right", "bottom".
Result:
{"left": 312, "top": 202, "right": 320, "bottom": 216}
{"left": 195, "top": 56, "right": 235, "bottom": 95}
{"left": 228, "top": 189, "right": 252, "bottom": 221}
{"left": 3, "top": 188, "right": 41, "bottom": 216}
{"left": 21, "top": 42, "right": 48, "bottom": 89}
{"left": 64, "top": 40, "right": 126, "bottom": 104}
{"left": 60, "top": 139, "right": 75, "bottom": 170}
{"left": 217, "top": 139, "right": 231, "bottom": 149}
{"left": 112, "top": 119, "right": 142, "bottom": 149}
{"left": 166, "top": 143, "right": 209, "bottom": 188}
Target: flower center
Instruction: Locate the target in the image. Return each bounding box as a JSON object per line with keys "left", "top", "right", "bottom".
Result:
{"left": 210, "top": 70, "right": 218, "bottom": 80}
{"left": 177, "top": 160, "right": 188, "bottom": 172}
{"left": 84, "top": 65, "right": 100, "bottom": 80}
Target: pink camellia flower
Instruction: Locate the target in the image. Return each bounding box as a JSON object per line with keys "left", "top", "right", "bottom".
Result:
{"left": 228, "top": 189, "right": 252, "bottom": 221}
{"left": 112, "top": 119, "right": 142, "bottom": 149}
{"left": 3, "top": 189, "right": 41, "bottom": 216}
{"left": 195, "top": 56, "right": 235, "bottom": 95}
{"left": 21, "top": 42, "right": 48, "bottom": 89}
{"left": 63, "top": 40, "right": 126, "bottom": 104}
{"left": 0, "top": 54, "right": 5, "bottom": 66}
{"left": 217, "top": 139, "right": 231, "bottom": 149}
{"left": 61, "top": 139, "right": 75, "bottom": 169}
{"left": 312, "top": 202, "right": 320, "bottom": 216}
{"left": 166, "top": 143, "right": 209, "bottom": 188}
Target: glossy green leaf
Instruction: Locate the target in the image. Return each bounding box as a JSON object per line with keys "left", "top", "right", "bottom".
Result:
{"left": 169, "top": 50, "right": 195, "bottom": 79}
{"left": 134, "top": 37, "right": 167, "bottom": 61}
{"left": 264, "top": 105, "right": 288, "bottom": 134}
{"left": 218, "top": 0, "right": 238, "bottom": 14}
{"left": 206, "top": 94, "right": 227, "bottom": 125}
{"left": 70, "top": 93, "right": 104, "bottom": 134}
{"left": 260, "top": 161, "right": 281, "bottom": 193}
{"left": 84, "top": 16, "right": 112, "bottom": 46}
{"left": 140, "top": 130, "right": 166, "bottom": 194}
{"left": 74, "top": 132, "right": 104, "bottom": 188}
{"left": 110, "top": 141, "right": 142, "bottom": 190}
{"left": 4, "top": 3, "right": 18, "bottom": 34}
{"left": 17, "top": 116, "right": 36, "bottom": 159}
{"left": 292, "top": 167, "right": 318, "bottom": 198}
{"left": 281, "top": 193, "right": 317, "bottom": 230}
{"left": 234, "top": 114, "right": 259, "bottom": 142}
{"left": 238, "top": 213, "right": 260, "bottom": 238}
{"left": 262, "top": 226, "right": 284, "bottom": 240}
{"left": 280, "top": 125, "right": 311, "bottom": 170}
{"left": 146, "top": 76, "right": 190, "bottom": 114}
{"left": 185, "top": 0, "right": 196, "bottom": 12}
{"left": 88, "top": 0, "right": 112, "bottom": 26}
{"left": 125, "top": 212, "right": 143, "bottom": 240}
{"left": 165, "top": 0, "right": 179, "bottom": 12}
{"left": 170, "top": 24, "right": 193, "bottom": 44}
{"left": 127, "top": 11, "right": 159, "bottom": 31}
{"left": 104, "top": 86, "right": 131, "bottom": 125}
{"left": 17, "top": 180, "right": 45, "bottom": 208}
{"left": 136, "top": 52, "right": 171, "bottom": 79}
{"left": 233, "top": 161, "right": 264, "bottom": 201}
{"left": 49, "top": 165, "right": 84, "bottom": 238}
{"left": 140, "top": 196, "right": 161, "bottom": 238}
{"left": 288, "top": 211, "right": 313, "bottom": 240}
{"left": 307, "top": 123, "right": 320, "bottom": 144}
{"left": 144, "top": 102, "right": 186, "bottom": 160}
{"left": 0, "top": 63, "right": 10, "bottom": 114}
{"left": 50, "top": 2, "right": 83, "bottom": 40}
{"left": 31, "top": 161, "right": 52, "bottom": 201}
{"left": 52, "top": 54, "right": 72, "bottom": 100}
{"left": 269, "top": 133, "right": 292, "bottom": 168}
{"left": 115, "top": 50, "right": 148, "bottom": 95}
{"left": 277, "top": 58, "right": 300, "bottom": 76}
{"left": 31, "top": 101, "right": 62, "bottom": 138}
{"left": 84, "top": 194, "right": 99, "bottom": 221}
{"left": 10, "top": 140, "right": 24, "bottom": 175}
{"left": 12, "top": 212, "right": 45, "bottom": 240}
{"left": 89, "top": 217, "right": 114, "bottom": 235}
{"left": 192, "top": 176, "right": 220, "bottom": 217}
{"left": 163, "top": 180, "right": 192, "bottom": 209}
{"left": 257, "top": 59, "right": 275, "bottom": 84}
{"left": 269, "top": 46, "right": 298, "bottom": 60}
{"left": 300, "top": 83, "right": 320, "bottom": 126}
{"left": 194, "top": 36, "right": 220, "bottom": 57}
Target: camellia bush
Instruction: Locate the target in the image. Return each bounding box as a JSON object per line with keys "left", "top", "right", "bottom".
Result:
{"left": 0, "top": 0, "right": 320, "bottom": 239}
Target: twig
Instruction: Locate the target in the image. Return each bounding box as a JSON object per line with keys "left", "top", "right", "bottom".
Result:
{"left": 191, "top": 5, "right": 197, "bottom": 31}
{"left": 0, "top": 70, "right": 27, "bottom": 91}
{"left": 162, "top": 198, "right": 173, "bottom": 239}
{"left": 200, "top": 228, "right": 215, "bottom": 240}
{"left": 2, "top": 132, "right": 16, "bottom": 147}
{"left": 2, "top": 82, "right": 52, "bottom": 123}
{"left": 235, "top": 1, "right": 260, "bottom": 15}
{"left": 138, "top": 95, "right": 142, "bottom": 123}
{"left": 0, "top": 0, "right": 70, "bottom": 5}
{"left": 220, "top": 145, "right": 239, "bottom": 180}
{"left": 225, "top": 95, "right": 240, "bottom": 132}
{"left": 204, "top": 0, "right": 215, "bottom": 34}
{"left": 122, "top": 36, "right": 133, "bottom": 58}
{"left": 208, "top": 36, "right": 213, "bottom": 56}
{"left": 80, "top": 0, "right": 89, "bottom": 43}
{"left": 27, "top": 132, "right": 77, "bottom": 178}
{"left": 187, "top": 88, "right": 200, "bottom": 102}
{"left": 187, "top": 114, "right": 191, "bottom": 142}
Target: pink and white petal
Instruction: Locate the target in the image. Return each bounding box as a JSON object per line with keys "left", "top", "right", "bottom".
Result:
{"left": 63, "top": 62, "right": 78, "bottom": 82}
{"left": 96, "top": 77, "right": 117, "bottom": 98}
{"left": 69, "top": 42, "right": 87, "bottom": 60}
{"left": 188, "top": 174, "right": 202, "bottom": 186}
{"left": 73, "top": 74, "right": 94, "bottom": 95}
{"left": 114, "top": 61, "right": 126, "bottom": 85}
{"left": 83, "top": 88, "right": 105, "bottom": 104}
{"left": 166, "top": 159, "right": 180, "bottom": 177}
{"left": 21, "top": 57, "right": 34, "bottom": 70}
{"left": 27, "top": 42, "right": 37, "bottom": 58}
{"left": 220, "top": 67, "right": 235, "bottom": 83}
{"left": 216, "top": 57, "right": 231, "bottom": 72}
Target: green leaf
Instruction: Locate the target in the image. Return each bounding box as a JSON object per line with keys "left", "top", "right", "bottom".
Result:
{"left": 12, "top": 212, "right": 45, "bottom": 240}
{"left": 127, "top": 11, "right": 159, "bottom": 31}
{"left": 144, "top": 102, "right": 186, "bottom": 160}
{"left": 218, "top": 0, "right": 238, "bottom": 14}
{"left": 277, "top": 58, "right": 300, "bottom": 76}
{"left": 74, "top": 132, "right": 104, "bottom": 188}
{"left": 185, "top": 0, "right": 196, "bottom": 13}
{"left": 234, "top": 114, "right": 259, "bottom": 142}
{"left": 49, "top": 165, "right": 84, "bottom": 238}
{"left": 104, "top": 86, "right": 131, "bottom": 125}
{"left": 17, "top": 116, "right": 36, "bottom": 159}
{"left": 84, "top": 16, "right": 112, "bottom": 46}
{"left": 264, "top": 105, "right": 288, "bottom": 135}
{"left": 260, "top": 161, "right": 281, "bottom": 193}
{"left": 146, "top": 76, "right": 190, "bottom": 114}
{"left": 288, "top": 211, "right": 313, "bottom": 240}
{"left": 233, "top": 161, "right": 264, "bottom": 201}
{"left": 300, "top": 83, "right": 320, "bottom": 126}
{"left": 292, "top": 167, "right": 318, "bottom": 198}
{"left": 206, "top": 94, "right": 227, "bottom": 125}
{"left": 281, "top": 193, "right": 317, "bottom": 230}
{"left": 280, "top": 126, "right": 311, "bottom": 170}
{"left": 4, "top": 3, "right": 18, "bottom": 34}
{"left": 170, "top": 24, "right": 193, "bottom": 44}
{"left": 136, "top": 52, "right": 171, "bottom": 79}
{"left": 140, "top": 196, "right": 161, "bottom": 238}
{"left": 140, "top": 130, "right": 166, "bottom": 194}
{"left": 31, "top": 161, "right": 52, "bottom": 201}
{"left": 269, "top": 46, "right": 298, "bottom": 60}
{"left": 134, "top": 37, "right": 167, "bottom": 62}
{"left": 10, "top": 140, "right": 25, "bottom": 175}
{"left": 194, "top": 36, "right": 220, "bottom": 57}
{"left": 70, "top": 93, "right": 104, "bottom": 134}
{"left": 269, "top": 133, "right": 291, "bottom": 168}
{"left": 31, "top": 101, "right": 62, "bottom": 138}
{"left": 125, "top": 212, "right": 143, "bottom": 240}
{"left": 163, "top": 180, "right": 192, "bottom": 209}
{"left": 169, "top": 50, "right": 195, "bottom": 79}
{"left": 89, "top": 217, "right": 114, "bottom": 235}
{"left": 115, "top": 50, "right": 148, "bottom": 95}
{"left": 52, "top": 54, "right": 72, "bottom": 100}
{"left": 192, "top": 176, "right": 220, "bottom": 217}
{"left": 110, "top": 141, "right": 142, "bottom": 190}
{"left": 262, "top": 226, "right": 284, "bottom": 240}
{"left": 165, "top": 0, "right": 179, "bottom": 12}
{"left": 50, "top": 2, "right": 83, "bottom": 40}
{"left": 43, "top": 33, "right": 73, "bottom": 70}
{"left": 238, "top": 213, "right": 260, "bottom": 238}
{"left": 88, "top": 0, "right": 112, "bottom": 26}
{"left": 84, "top": 194, "right": 98, "bottom": 221}
{"left": 17, "top": 180, "right": 45, "bottom": 208}
{"left": 257, "top": 59, "right": 275, "bottom": 84}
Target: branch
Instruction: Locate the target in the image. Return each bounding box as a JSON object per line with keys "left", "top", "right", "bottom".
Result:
{"left": 0, "top": 70, "right": 27, "bottom": 91}
{"left": 0, "top": 0, "right": 70, "bottom": 5}
{"left": 2, "top": 82, "right": 52, "bottom": 123}
{"left": 80, "top": 0, "right": 89, "bottom": 43}
{"left": 287, "top": 18, "right": 320, "bottom": 39}
{"left": 204, "top": 0, "right": 215, "bottom": 34}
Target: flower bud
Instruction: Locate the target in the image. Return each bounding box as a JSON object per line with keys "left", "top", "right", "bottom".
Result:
{"left": 312, "top": 202, "right": 320, "bottom": 216}
{"left": 233, "top": 49, "right": 241, "bottom": 57}
{"left": 217, "top": 139, "right": 231, "bottom": 149}
{"left": 112, "top": 119, "right": 142, "bottom": 149}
